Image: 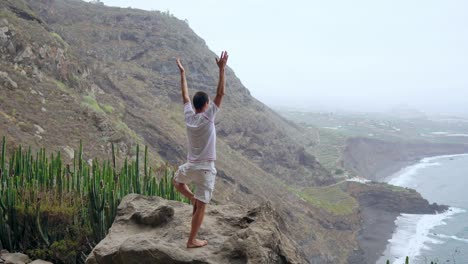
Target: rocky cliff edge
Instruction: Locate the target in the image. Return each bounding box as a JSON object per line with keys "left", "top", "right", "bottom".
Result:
{"left": 85, "top": 194, "right": 308, "bottom": 264}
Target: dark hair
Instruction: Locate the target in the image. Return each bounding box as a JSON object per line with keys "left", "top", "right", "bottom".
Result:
{"left": 193, "top": 91, "right": 209, "bottom": 110}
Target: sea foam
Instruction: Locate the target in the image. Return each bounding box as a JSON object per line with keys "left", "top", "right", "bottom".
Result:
{"left": 387, "top": 153, "right": 468, "bottom": 186}
{"left": 379, "top": 208, "right": 466, "bottom": 264}
{"left": 434, "top": 233, "right": 468, "bottom": 244}
{"left": 388, "top": 161, "right": 441, "bottom": 186}
{"left": 378, "top": 153, "right": 468, "bottom": 263}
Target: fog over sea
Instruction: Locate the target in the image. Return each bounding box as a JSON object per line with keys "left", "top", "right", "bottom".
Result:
{"left": 378, "top": 154, "right": 468, "bottom": 264}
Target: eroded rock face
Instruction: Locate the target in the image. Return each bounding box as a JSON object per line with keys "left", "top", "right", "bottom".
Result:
{"left": 85, "top": 194, "right": 308, "bottom": 264}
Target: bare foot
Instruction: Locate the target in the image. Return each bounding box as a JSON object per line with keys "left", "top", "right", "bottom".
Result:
{"left": 187, "top": 239, "right": 208, "bottom": 248}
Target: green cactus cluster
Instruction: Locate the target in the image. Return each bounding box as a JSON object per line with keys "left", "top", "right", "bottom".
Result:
{"left": 0, "top": 136, "right": 188, "bottom": 263}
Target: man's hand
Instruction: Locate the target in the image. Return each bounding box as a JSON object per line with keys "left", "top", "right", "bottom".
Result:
{"left": 176, "top": 58, "right": 185, "bottom": 73}
{"left": 215, "top": 51, "right": 229, "bottom": 70}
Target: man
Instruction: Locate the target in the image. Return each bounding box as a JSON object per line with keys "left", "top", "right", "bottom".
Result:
{"left": 173, "top": 51, "right": 228, "bottom": 248}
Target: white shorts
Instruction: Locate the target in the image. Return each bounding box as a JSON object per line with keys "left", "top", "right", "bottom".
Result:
{"left": 173, "top": 161, "right": 217, "bottom": 204}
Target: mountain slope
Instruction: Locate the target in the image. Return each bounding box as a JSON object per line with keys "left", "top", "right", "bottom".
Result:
{"left": 0, "top": 1, "right": 449, "bottom": 263}
{"left": 0, "top": 0, "right": 347, "bottom": 262}
{"left": 21, "top": 0, "right": 332, "bottom": 187}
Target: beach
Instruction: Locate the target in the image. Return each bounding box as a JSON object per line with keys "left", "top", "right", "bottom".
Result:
{"left": 377, "top": 153, "right": 468, "bottom": 263}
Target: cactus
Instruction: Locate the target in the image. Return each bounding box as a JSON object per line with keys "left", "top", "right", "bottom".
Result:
{"left": 1, "top": 136, "right": 6, "bottom": 182}
{"left": 0, "top": 137, "right": 187, "bottom": 261}
{"left": 35, "top": 198, "right": 50, "bottom": 247}
{"left": 135, "top": 144, "right": 140, "bottom": 193}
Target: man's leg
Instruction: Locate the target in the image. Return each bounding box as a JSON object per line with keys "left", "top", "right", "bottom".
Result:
{"left": 173, "top": 178, "right": 195, "bottom": 201}
{"left": 187, "top": 199, "right": 208, "bottom": 248}
{"left": 172, "top": 178, "right": 197, "bottom": 214}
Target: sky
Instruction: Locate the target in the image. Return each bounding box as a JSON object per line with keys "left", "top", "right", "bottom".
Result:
{"left": 98, "top": 0, "right": 468, "bottom": 116}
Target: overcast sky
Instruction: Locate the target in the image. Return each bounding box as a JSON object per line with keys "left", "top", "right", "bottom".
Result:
{"left": 99, "top": 0, "right": 468, "bottom": 116}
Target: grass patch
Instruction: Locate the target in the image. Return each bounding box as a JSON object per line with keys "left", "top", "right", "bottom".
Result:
{"left": 50, "top": 32, "right": 67, "bottom": 47}
{"left": 81, "top": 93, "right": 105, "bottom": 114}
{"left": 377, "top": 182, "right": 413, "bottom": 193}
{"left": 311, "top": 128, "right": 348, "bottom": 172}
{"left": 101, "top": 104, "right": 114, "bottom": 114}
{"left": 300, "top": 185, "right": 358, "bottom": 215}
{"left": 0, "top": 110, "right": 15, "bottom": 122}
{"left": 279, "top": 179, "right": 357, "bottom": 216}
{"left": 54, "top": 80, "right": 69, "bottom": 93}
{"left": 115, "top": 120, "right": 143, "bottom": 143}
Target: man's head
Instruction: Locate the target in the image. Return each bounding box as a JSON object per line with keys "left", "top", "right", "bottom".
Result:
{"left": 193, "top": 91, "right": 209, "bottom": 112}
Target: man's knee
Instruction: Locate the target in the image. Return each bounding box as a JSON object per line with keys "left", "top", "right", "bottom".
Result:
{"left": 195, "top": 199, "right": 207, "bottom": 208}
{"left": 173, "top": 178, "right": 183, "bottom": 191}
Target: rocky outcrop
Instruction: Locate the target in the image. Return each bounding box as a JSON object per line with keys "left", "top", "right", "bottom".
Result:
{"left": 0, "top": 71, "right": 17, "bottom": 90}
{"left": 343, "top": 137, "right": 468, "bottom": 181}
{"left": 85, "top": 194, "right": 308, "bottom": 264}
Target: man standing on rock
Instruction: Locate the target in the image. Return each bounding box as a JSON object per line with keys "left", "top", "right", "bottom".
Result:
{"left": 173, "top": 51, "right": 228, "bottom": 248}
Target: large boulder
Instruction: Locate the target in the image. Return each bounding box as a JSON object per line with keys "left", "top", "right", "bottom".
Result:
{"left": 86, "top": 194, "right": 307, "bottom": 264}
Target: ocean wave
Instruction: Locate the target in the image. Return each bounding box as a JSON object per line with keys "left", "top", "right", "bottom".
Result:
{"left": 388, "top": 162, "right": 441, "bottom": 186}
{"left": 387, "top": 153, "right": 468, "bottom": 187}
{"left": 379, "top": 153, "right": 468, "bottom": 264}
{"left": 433, "top": 233, "right": 468, "bottom": 243}
{"left": 378, "top": 207, "right": 465, "bottom": 264}
{"left": 421, "top": 153, "right": 468, "bottom": 163}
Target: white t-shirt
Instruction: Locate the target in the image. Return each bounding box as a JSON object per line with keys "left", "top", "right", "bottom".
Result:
{"left": 184, "top": 101, "right": 218, "bottom": 163}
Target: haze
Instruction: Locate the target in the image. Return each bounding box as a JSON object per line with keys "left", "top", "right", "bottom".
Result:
{"left": 99, "top": 0, "right": 468, "bottom": 116}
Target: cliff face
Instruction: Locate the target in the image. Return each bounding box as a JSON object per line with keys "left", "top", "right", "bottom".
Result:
{"left": 342, "top": 137, "right": 468, "bottom": 181}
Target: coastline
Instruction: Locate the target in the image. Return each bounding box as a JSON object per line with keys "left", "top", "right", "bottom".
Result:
{"left": 355, "top": 205, "right": 401, "bottom": 263}
{"left": 354, "top": 153, "right": 468, "bottom": 264}
{"left": 382, "top": 153, "right": 468, "bottom": 183}
{"left": 342, "top": 137, "right": 468, "bottom": 182}
{"left": 374, "top": 153, "right": 468, "bottom": 263}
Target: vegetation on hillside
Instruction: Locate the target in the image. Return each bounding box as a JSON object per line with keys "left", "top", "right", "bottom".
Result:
{"left": 278, "top": 108, "right": 468, "bottom": 174}
{"left": 0, "top": 136, "right": 187, "bottom": 263}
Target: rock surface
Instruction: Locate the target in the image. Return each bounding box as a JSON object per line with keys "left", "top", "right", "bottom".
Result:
{"left": 0, "top": 252, "right": 52, "bottom": 264}
{"left": 0, "top": 252, "right": 30, "bottom": 264}
{"left": 86, "top": 194, "right": 307, "bottom": 264}
{"left": 0, "top": 71, "right": 17, "bottom": 90}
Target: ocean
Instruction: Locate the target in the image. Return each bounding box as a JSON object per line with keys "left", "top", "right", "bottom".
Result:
{"left": 377, "top": 154, "right": 468, "bottom": 264}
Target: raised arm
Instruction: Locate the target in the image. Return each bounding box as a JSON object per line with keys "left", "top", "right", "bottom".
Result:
{"left": 176, "top": 58, "right": 190, "bottom": 104}
{"left": 214, "top": 51, "right": 229, "bottom": 108}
